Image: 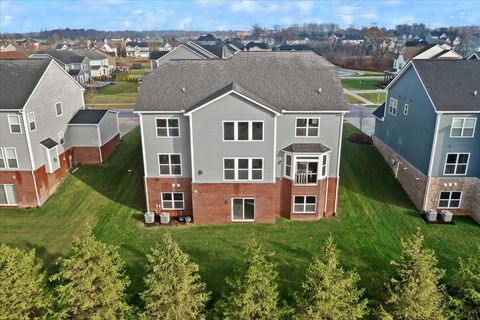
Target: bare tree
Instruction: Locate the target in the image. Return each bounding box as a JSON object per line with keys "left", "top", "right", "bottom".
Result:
{"left": 251, "top": 24, "right": 264, "bottom": 37}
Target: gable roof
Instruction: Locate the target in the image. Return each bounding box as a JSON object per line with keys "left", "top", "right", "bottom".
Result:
{"left": 412, "top": 60, "right": 480, "bottom": 112}
{"left": 197, "top": 34, "right": 218, "bottom": 42}
{"left": 35, "top": 49, "right": 85, "bottom": 64}
{"left": 40, "top": 138, "right": 58, "bottom": 149}
{"left": 245, "top": 42, "right": 269, "bottom": 50}
{"left": 0, "top": 51, "right": 28, "bottom": 60}
{"left": 71, "top": 49, "right": 108, "bottom": 60}
{"left": 0, "top": 59, "right": 51, "bottom": 110}
{"left": 373, "top": 102, "right": 385, "bottom": 120}
{"left": 195, "top": 44, "right": 222, "bottom": 58}
{"left": 126, "top": 41, "right": 148, "bottom": 48}
{"left": 467, "top": 51, "right": 480, "bottom": 60}
{"left": 69, "top": 109, "right": 109, "bottom": 124}
{"left": 137, "top": 51, "right": 346, "bottom": 113}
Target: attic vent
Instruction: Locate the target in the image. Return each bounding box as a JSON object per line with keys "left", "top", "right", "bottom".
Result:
{"left": 317, "top": 87, "right": 322, "bottom": 93}
{"left": 474, "top": 90, "right": 478, "bottom": 96}
{"left": 182, "top": 87, "right": 186, "bottom": 93}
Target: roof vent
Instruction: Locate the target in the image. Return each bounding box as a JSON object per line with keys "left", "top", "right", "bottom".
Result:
{"left": 474, "top": 90, "right": 478, "bottom": 96}
{"left": 317, "top": 87, "right": 322, "bottom": 93}
{"left": 182, "top": 87, "right": 186, "bottom": 93}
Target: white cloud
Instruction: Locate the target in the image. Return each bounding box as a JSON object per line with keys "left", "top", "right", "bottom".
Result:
{"left": 231, "top": 0, "right": 259, "bottom": 12}
{"left": 297, "top": 1, "right": 314, "bottom": 12}
{"left": 391, "top": 15, "right": 416, "bottom": 26}
{"left": 0, "top": 15, "right": 12, "bottom": 27}
{"left": 132, "top": 9, "right": 143, "bottom": 15}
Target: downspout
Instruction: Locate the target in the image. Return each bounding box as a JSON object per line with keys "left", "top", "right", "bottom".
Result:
{"left": 96, "top": 125, "right": 103, "bottom": 163}
{"left": 423, "top": 113, "right": 442, "bottom": 211}
{"left": 20, "top": 110, "right": 41, "bottom": 206}
{"left": 334, "top": 113, "right": 345, "bottom": 214}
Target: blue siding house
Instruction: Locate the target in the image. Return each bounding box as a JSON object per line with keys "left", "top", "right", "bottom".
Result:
{"left": 374, "top": 60, "right": 480, "bottom": 223}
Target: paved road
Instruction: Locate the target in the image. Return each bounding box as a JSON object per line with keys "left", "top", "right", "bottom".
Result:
{"left": 114, "top": 109, "right": 139, "bottom": 137}
{"left": 345, "top": 104, "right": 376, "bottom": 136}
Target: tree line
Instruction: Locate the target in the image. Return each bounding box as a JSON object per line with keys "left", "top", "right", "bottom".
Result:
{"left": 1, "top": 228, "right": 478, "bottom": 320}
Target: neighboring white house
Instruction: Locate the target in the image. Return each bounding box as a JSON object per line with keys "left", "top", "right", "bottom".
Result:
{"left": 0, "top": 41, "right": 16, "bottom": 52}
{"left": 126, "top": 41, "right": 149, "bottom": 58}
{"left": 72, "top": 49, "right": 112, "bottom": 77}
{"left": 341, "top": 35, "right": 364, "bottom": 45}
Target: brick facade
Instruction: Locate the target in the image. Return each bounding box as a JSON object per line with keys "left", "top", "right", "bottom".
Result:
{"left": 1, "top": 136, "right": 120, "bottom": 208}
{"left": 145, "top": 176, "right": 338, "bottom": 224}
{"left": 427, "top": 177, "right": 480, "bottom": 217}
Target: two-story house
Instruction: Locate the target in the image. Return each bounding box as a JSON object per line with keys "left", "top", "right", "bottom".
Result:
{"left": 30, "top": 50, "right": 91, "bottom": 85}
{"left": 0, "top": 59, "right": 120, "bottom": 208}
{"left": 72, "top": 49, "right": 112, "bottom": 77}
{"left": 136, "top": 51, "right": 347, "bottom": 224}
{"left": 374, "top": 60, "right": 480, "bottom": 223}
{"left": 125, "top": 41, "right": 149, "bottom": 58}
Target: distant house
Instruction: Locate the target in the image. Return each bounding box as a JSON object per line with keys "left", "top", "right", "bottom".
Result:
{"left": 157, "top": 40, "right": 176, "bottom": 51}
{"left": 426, "top": 31, "right": 448, "bottom": 44}
{"left": 329, "top": 33, "right": 344, "bottom": 43}
{"left": 72, "top": 49, "right": 112, "bottom": 77}
{"left": 14, "top": 39, "right": 39, "bottom": 50}
{"left": 0, "top": 59, "right": 120, "bottom": 208}
{"left": 151, "top": 41, "right": 220, "bottom": 69}
{"left": 94, "top": 40, "right": 118, "bottom": 57}
{"left": 286, "top": 36, "right": 310, "bottom": 45}
{"left": 467, "top": 51, "right": 480, "bottom": 60}
{"left": 0, "top": 41, "right": 16, "bottom": 52}
{"left": 126, "top": 41, "right": 149, "bottom": 58}
{"left": 384, "top": 44, "right": 462, "bottom": 83}
{"left": 196, "top": 34, "right": 220, "bottom": 45}
{"left": 244, "top": 42, "right": 270, "bottom": 51}
{"left": 341, "top": 35, "right": 364, "bottom": 45}
{"left": 241, "top": 35, "right": 260, "bottom": 44}
{"left": 55, "top": 43, "right": 71, "bottom": 51}
{"left": 463, "top": 37, "right": 480, "bottom": 57}
{"left": 374, "top": 60, "right": 480, "bottom": 223}
{"left": 278, "top": 44, "right": 310, "bottom": 51}
{"left": 30, "top": 50, "right": 91, "bottom": 85}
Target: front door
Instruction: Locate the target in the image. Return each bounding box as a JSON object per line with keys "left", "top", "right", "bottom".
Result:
{"left": 232, "top": 198, "right": 255, "bottom": 222}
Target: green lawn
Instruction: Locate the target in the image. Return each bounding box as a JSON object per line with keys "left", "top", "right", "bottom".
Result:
{"left": 358, "top": 92, "right": 386, "bottom": 105}
{"left": 0, "top": 125, "right": 478, "bottom": 311}
{"left": 84, "top": 81, "right": 138, "bottom": 107}
{"left": 342, "top": 78, "right": 385, "bottom": 90}
{"left": 344, "top": 93, "right": 364, "bottom": 104}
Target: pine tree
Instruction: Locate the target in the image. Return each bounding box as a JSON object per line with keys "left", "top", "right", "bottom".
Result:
{"left": 50, "top": 228, "right": 130, "bottom": 319}
{"left": 214, "top": 238, "right": 281, "bottom": 320}
{"left": 449, "top": 249, "right": 480, "bottom": 320}
{"left": 382, "top": 230, "right": 446, "bottom": 320}
{"left": 294, "top": 235, "right": 368, "bottom": 320}
{"left": 0, "top": 244, "right": 50, "bottom": 319}
{"left": 140, "top": 233, "right": 209, "bottom": 320}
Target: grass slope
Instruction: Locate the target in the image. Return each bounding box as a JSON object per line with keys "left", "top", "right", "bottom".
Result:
{"left": 342, "top": 78, "right": 385, "bottom": 90}
{"left": 344, "top": 93, "right": 364, "bottom": 104}
{"left": 0, "top": 125, "right": 478, "bottom": 310}
{"left": 84, "top": 81, "right": 138, "bottom": 106}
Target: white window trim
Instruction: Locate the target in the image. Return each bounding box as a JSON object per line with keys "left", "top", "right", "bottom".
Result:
{"left": 0, "top": 184, "right": 17, "bottom": 205}
{"left": 284, "top": 152, "right": 292, "bottom": 178}
{"left": 55, "top": 101, "right": 63, "bottom": 117}
{"left": 27, "top": 112, "right": 37, "bottom": 132}
{"left": 231, "top": 197, "right": 255, "bottom": 222}
{"left": 443, "top": 152, "right": 470, "bottom": 176}
{"left": 58, "top": 131, "right": 65, "bottom": 145}
{"left": 155, "top": 117, "right": 181, "bottom": 138}
{"left": 158, "top": 153, "right": 182, "bottom": 176}
{"left": 3, "top": 147, "right": 18, "bottom": 169}
{"left": 223, "top": 157, "right": 264, "bottom": 181}
{"left": 403, "top": 104, "right": 409, "bottom": 116}
{"left": 161, "top": 192, "right": 185, "bottom": 210}
{"left": 289, "top": 153, "right": 330, "bottom": 186}
{"left": 292, "top": 195, "right": 317, "bottom": 214}
{"left": 222, "top": 120, "right": 265, "bottom": 142}
{"left": 449, "top": 117, "right": 476, "bottom": 138}
{"left": 7, "top": 115, "right": 22, "bottom": 134}
{"left": 388, "top": 97, "right": 398, "bottom": 116}
{"left": 438, "top": 191, "right": 462, "bottom": 209}
{"left": 0, "top": 148, "right": 5, "bottom": 169}
{"left": 294, "top": 117, "right": 320, "bottom": 138}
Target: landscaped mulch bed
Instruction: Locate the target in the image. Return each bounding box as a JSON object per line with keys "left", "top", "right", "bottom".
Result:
{"left": 347, "top": 132, "right": 373, "bottom": 145}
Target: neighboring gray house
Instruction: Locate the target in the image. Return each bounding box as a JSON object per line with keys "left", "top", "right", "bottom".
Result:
{"left": 136, "top": 51, "right": 347, "bottom": 224}
{"left": 30, "top": 49, "right": 91, "bottom": 85}
{"left": 151, "top": 41, "right": 221, "bottom": 69}
{"left": 71, "top": 49, "right": 112, "bottom": 77}
{"left": 0, "top": 59, "right": 120, "bottom": 208}
{"left": 374, "top": 60, "right": 480, "bottom": 223}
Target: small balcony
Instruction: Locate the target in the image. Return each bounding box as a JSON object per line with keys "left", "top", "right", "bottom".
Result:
{"left": 295, "top": 172, "right": 318, "bottom": 185}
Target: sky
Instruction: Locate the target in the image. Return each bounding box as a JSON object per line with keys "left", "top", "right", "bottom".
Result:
{"left": 1, "top": 0, "right": 479, "bottom": 33}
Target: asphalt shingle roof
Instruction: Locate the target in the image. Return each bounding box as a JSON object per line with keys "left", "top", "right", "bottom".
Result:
{"left": 40, "top": 138, "right": 58, "bottom": 149}
{"left": 0, "top": 59, "right": 50, "bottom": 110}
{"left": 412, "top": 60, "right": 480, "bottom": 112}
{"left": 282, "top": 143, "right": 331, "bottom": 153}
{"left": 71, "top": 49, "right": 107, "bottom": 60}
{"left": 36, "top": 49, "right": 85, "bottom": 64}
{"left": 373, "top": 102, "right": 385, "bottom": 119}
{"left": 137, "top": 51, "right": 346, "bottom": 112}
{"left": 69, "top": 110, "right": 109, "bottom": 124}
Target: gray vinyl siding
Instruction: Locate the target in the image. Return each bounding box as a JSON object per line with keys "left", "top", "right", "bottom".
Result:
{"left": 99, "top": 112, "right": 119, "bottom": 145}
{"left": 0, "top": 111, "right": 31, "bottom": 170}
{"left": 276, "top": 113, "right": 342, "bottom": 177}
{"left": 24, "top": 62, "right": 84, "bottom": 169}
{"left": 374, "top": 66, "right": 436, "bottom": 174}
{"left": 141, "top": 113, "right": 191, "bottom": 178}
{"left": 67, "top": 125, "right": 99, "bottom": 147}
{"left": 431, "top": 114, "right": 480, "bottom": 177}
{"left": 191, "top": 93, "right": 275, "bottom": 183}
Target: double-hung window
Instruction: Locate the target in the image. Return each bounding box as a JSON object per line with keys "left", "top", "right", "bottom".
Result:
{"left": 293, "top": 196, "right": 317, "bottom": 213}
{"left": 0, "top": 184, "right": 17, "bottom": 205}
{"left": 403, "top": 104, "right": 409, "bottom": 116}
{"left": 27, "top": 112, "right": 36, "bottom": 131}
{"left": 444, "top": 153, "right": 469, "bottom": 175}
{"left": 223, "top": 121, "right": 263, "bottom": 141}
{"left": 3, "top": 148, "right": 18, "bottom": 169}
{"left": 450, "top": 118, "right": 476, "bottom": 138}
{"left": 156, "top": 118, "right": 180, "bottom": 137}
{"left": 158, "top": 154, "right": 181, "bottom": 176}
{"left": 161, "top": 192, "right": 184, "bottom": 210}
{"left": 438, "top": 191, "right": 461, "bottom": 208}
{"left": 55, "top": 102, "right": 63, "bottom": 116}
{"left": 223, "top": 158, "right": 263, "bottom": 181}
{"left": 7, "top": 115, "right": 21, "bottom": 133}
{"left": 284, "top": 154, "right": 292, "bottom": 177}
{"left": 295, "top": 118, "right": 319, "bottom": 137}
{"left": 388, "top": 98, "right": 398, "bottom": 116}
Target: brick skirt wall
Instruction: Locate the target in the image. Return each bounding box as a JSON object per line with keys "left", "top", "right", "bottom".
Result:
{"left": 145, "top": 176, "right": 339, "bottom": 224}
{"left": 73, "top": 147, "right": 101, "bottom": 165}
{"left": 0, "top": 170, "right": 37, "bottom": 208}
{"left": 101, "top": 134, "right": 121, "bottom": 163}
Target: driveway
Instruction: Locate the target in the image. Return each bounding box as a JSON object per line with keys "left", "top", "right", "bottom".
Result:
{"left": 114, "top": 109, "right": 139, "bottom": 137}
{"left": 345, "top": 104, "right": 376, "bottom": 136}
